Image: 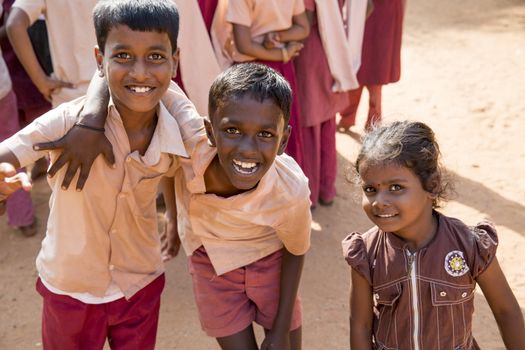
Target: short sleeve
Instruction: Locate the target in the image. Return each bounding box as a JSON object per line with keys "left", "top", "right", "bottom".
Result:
{"left": 2, "top": 105, "right": 73, "bottom": 167}
{"left": 293, "top": 0, "right": 306, "bottom": 15}
{"left": 12, "top": 0, "right": 45, "bottom": 25}
{"left": 226, "top": 0, "right": 252, "bottom": 27}
{"left": 470, "top": 221, "right": 498, "bottom": 278}
{"left": 342, "top": 232, "right": 372, "bottom": 284}
{"left": 274, "top": 198, "right": 311, "bottom": 256}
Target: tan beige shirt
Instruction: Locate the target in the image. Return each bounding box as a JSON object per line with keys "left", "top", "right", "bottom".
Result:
{"left": 3, "top": 94, "right": 193, "bottom": 299}
{"left": 13, "top": 0, "right": 97, "bottom": 107}
{"left": 175, "top": 136, "right": 312, "bottom": 275}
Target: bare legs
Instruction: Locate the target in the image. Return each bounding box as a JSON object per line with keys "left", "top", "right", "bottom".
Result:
{"left": 216, "top": 325, "right": 302, "bottom": 350}
{"left": 338, "top": 84, "right": 383, "bottom": 131}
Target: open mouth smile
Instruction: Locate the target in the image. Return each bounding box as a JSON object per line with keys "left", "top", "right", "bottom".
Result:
{"left": 375, "top": 213, "right": 397, "bottom": 218}
{"left": 126, "top": 85, "right": 155, "bottom": 94}
{"left": 232, "top": 159, "right": 259, "bottom": 175}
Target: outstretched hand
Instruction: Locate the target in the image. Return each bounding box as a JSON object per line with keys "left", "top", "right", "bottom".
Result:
{"left": 0, "top": 163, "right": 32, "bottom": 215}
{"left": 33, "top": 125, "right": 115, "bottom": 191}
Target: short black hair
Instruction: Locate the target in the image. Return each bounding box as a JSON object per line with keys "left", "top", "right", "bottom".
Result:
{"left": 93, "top": 0, "right": 179, "bottom": 53}
{"left": 208, "top": 63, "right": 292, "bottom": 125}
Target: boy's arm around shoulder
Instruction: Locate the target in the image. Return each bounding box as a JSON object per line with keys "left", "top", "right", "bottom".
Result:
{"left": 32, "top": 73, "right": 115, "bottom": 191}
{"left": 477, "top": 257, "right": 525, "bottom": 349}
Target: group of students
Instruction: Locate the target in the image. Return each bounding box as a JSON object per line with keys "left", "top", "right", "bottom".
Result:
{"left": 0, "top": 0, "right": 524, "bottom": 349}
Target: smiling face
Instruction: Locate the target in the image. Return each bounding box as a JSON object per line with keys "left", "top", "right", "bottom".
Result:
{"left": 95, "top": 24, "right": 178, "bottom": 119}
{"left": 359, "top": 161, "right": 435, "bottom": 243}
{"left": 206, "top": 94, "right": 290, "bottom": 192}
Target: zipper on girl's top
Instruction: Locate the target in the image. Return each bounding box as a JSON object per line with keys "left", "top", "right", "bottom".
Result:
{"left": 407, "top": 250, "right": 420, "bottom": 350}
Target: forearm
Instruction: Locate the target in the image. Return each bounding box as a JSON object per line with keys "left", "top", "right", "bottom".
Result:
{"left": 233, "top": 24, "right": 285, "bottom": 62}
{"left": 495, "top": 307, "right": 525, "bottom": 348}
{"left": 160, "top": 176, "right": 177, "bottom": 220}
{"left": 350, "top": 323, "right": 373, "bottom": 350}
{"left": 272, "top": 249, "right": 304, "bottom": 331}
{"left": 6, "top": 9, "right": 46, "bottom": 87}
{"left": 275, "top": 13, "right": 310, "bottom": 42}
{"left": 79, "top": 74, "right": 110, "bottom": 128}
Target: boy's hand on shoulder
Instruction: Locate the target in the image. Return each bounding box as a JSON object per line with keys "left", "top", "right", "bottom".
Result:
{"left": 161, "top": 215, "right": 181, "bottom": 261}
{"left": 261, "top": 329, "right": 291, "bottom": 350}
{"left": 0, "top": 163, "right": 32, "bottom": 215}
{"left": 33, "top": 124, "right": 115, "bottom": 191}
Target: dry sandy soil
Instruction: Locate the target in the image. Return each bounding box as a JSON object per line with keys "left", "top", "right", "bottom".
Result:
{"left": 1, "top": 0, "right": 524, "bottom": 348}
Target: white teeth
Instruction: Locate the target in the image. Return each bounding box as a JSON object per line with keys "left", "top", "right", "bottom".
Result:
{"left": 129, "top": 86, "right": 152, "bottom": 93}
{"left": 233, "top": 159, "right": 257, "bottom": 169}
{"left": 233, "top": 159, "right": 258, "bottom": 174}
{"left": 377, "top": 214, "right": 396, "bottom": 218}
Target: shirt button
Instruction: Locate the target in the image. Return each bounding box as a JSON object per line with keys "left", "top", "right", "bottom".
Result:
{"left": 461, "top": 292, "right": 468, "bottom": 298}
{"left": 440, "top": 291, "right": 447, "bottom": 297}
{"left": 109, "top": 265, "right": 115, "bottom": 271}
{"left": 126, "top": 157, "right": 132, "bottom": 163}
{"left": 110, "top": 229, "right": 117, "bottom": 234}
{"left": 118, "top": 193, "right": 126, "bottom": 199}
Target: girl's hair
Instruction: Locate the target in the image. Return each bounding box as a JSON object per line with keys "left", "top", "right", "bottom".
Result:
{"left": 355, "top": 120, "right": 452, "bottom": 207}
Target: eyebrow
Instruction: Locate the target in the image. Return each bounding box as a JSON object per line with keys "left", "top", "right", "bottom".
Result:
{"left": 111, "top": 44, "right": 169, "bottom": 52}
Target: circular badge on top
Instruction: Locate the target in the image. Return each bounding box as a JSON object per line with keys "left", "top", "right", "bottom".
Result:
{"left": 444, "top": 250, "right": 469, "bottom": 277}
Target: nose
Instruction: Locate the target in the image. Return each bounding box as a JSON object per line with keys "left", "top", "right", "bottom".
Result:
{"left": 371, "top": 191, "right": 389, "bottom": 209}
{"left": 129, "top": 59, "right": 148, "bottom": 80}
{"left": 238, "top": 135, "right": 258, "bottom": 156}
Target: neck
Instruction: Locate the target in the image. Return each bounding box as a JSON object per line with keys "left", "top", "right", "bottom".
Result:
{"left": 399, "top": 210, "right": 438, "bottom": 252}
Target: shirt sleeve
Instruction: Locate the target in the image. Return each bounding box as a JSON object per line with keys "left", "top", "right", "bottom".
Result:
{"left": 342, "top": 232, "right": 372, "bottom": 285}
{"left": 162, "top": 82, "right": 207, "bottom": 155}
{"left": 2, "top": 106, "right": 73, "bottom": 167}
{"left": 226, "top": 0, "right": 252, "bottom": 27}
{"left": 293, "top": 0, "right": 306, "bottom": 15}
{"left": 274, "top": 197, "right": 311, "bottom": 256}
{"left": 12, "top": 0, "right": 45, "bottom": 25}
{"left": 470, "top": 221, "right": 498, "bottom": 279}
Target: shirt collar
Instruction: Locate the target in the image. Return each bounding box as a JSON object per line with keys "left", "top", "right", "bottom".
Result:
{"left": 107, "top": 97, "right": 189, "bottom": 163}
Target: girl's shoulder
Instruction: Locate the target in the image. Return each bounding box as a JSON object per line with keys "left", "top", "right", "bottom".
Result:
{"left": 341, "top": 227, "right": 383, "bottom": 284}
{"left": 437, "top": 212, "right": 499, "bottom": 278}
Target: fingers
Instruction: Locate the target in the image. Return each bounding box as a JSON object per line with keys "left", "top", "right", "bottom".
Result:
{"left": 102, "top": 144, "right": 116, "bottom": 169}
{"left": 60, "top": 159, "right": 80, "bottom": 190}
{"left": 75, "top": 162, "right": 93, "bottom": 191}
{"left": 33, "top": 138, "right": 64, "bottom": 152}
{"left": 12, "top": 172, "right": 32, "bottom": 192}
{"left": 46, "top": 151, "right": 69, "bottom": 178}
{"left": 0, "top": 162, "right": 17, "bottom": 180}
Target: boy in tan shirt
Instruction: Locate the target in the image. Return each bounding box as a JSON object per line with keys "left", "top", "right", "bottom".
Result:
{"left": 0, "top": 0, "right": 195, "bottom": 348}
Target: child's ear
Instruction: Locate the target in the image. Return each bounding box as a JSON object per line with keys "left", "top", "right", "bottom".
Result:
{"left": 171, "top": 47, "right": 180, "bottom": 79}
{"left": 94, "top": 46, "right": 104, "bottom": 77}
{"left": 277, "top": 125, "right": 291, "bottom": 155}
{"left": 204, "top": 117, "right": 216, "bottom": 147}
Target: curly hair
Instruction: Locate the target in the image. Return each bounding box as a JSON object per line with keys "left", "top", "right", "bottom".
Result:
{"left": 355, "top": 120, "right": 453, "bottom": 207}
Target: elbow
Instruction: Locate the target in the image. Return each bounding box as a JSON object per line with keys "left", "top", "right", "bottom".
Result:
{"left": 301, "top": 25, "right": 310, "bottom": 40}
{"left": 234, "top": 41, "right": 253, "bottom": 56}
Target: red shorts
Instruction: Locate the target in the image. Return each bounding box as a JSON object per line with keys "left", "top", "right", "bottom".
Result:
{"left": 188, "top": 247, "right": 302, "bottom": 338}
{"left": 36, "top": 274, "right": 165, "bottom": 350}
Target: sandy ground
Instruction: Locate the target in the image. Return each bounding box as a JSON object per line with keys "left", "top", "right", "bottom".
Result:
{"left": 1, "top": 0, "right": 525, "bottom": 348}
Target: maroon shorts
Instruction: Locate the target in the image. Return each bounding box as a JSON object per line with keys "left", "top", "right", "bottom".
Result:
{"left": 188, "top": 247, "right": 302, "bottom": 338}
{"left": 36, "top": 274, "right": 165, "bottom": 350}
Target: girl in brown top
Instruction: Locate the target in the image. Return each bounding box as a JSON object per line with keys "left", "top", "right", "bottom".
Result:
{"left": 342, "top": 121, "right": 525, "bottom": 349}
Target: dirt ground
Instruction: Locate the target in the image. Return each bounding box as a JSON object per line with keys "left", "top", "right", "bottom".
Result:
{"left": 1, "top": 0, "right": 524, "bottom": 348}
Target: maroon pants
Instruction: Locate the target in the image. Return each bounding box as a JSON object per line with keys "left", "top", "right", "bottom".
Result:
{"left": 36, "top": 275, "right": 165, "bottom": 350}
